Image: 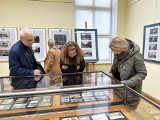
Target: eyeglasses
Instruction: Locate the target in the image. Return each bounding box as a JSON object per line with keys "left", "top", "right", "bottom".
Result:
{"left": 23, "top": 38, "right": 34, "bottom": 43}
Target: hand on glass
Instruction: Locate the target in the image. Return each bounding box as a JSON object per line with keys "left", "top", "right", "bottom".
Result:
{"left": 34, "top": 69, "right": 41, "bottom": 81}
{"left": 121, "top": 81, "right": 124, "bottom": 84}
{"left": 34, "top": 69, "right": 41, "bottom": 76}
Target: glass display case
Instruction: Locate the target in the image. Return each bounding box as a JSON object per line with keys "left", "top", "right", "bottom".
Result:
{"left": 0, "top": 71, "right": 159, "bottom": 120}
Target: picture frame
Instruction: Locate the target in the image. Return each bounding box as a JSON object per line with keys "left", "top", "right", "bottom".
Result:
{"left": 29, "top": 28, "right": 46, "bottom": 61}
{"left": 32, "top": 28, "right": 46, "bottom": 61}
{"left": 0, "top": 27, "right": 17, "bottom": 61}
{"left": 48, "top": 28, "right": 71, "bottom": 50}
{"left": 20, "top": 28, "right": 46, "bottom": 61}
{"left": 75, "top": 29, "right": 99, "bottom": 62}
{"left": 143, "top": 23, "right": 160, "bottom": 63}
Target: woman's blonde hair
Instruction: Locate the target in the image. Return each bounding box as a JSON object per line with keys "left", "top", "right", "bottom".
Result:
{"left": 61, "top": 41, "right": 84, "bottom": 65}
{"left": 109, "top": 37, "right": 128, "bottom": 51}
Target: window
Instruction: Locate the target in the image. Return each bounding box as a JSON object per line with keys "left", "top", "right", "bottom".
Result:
{"left": 75, "top": 0, "right": 117, "bottom": 63}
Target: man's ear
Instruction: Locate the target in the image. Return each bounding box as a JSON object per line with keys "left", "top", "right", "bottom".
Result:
{"left": 20, "top": 36, "right": 24, "bottom": 41}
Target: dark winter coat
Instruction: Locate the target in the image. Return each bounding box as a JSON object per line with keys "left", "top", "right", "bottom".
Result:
{"left": 110, "top": 39, "right": 147, "bottom": 93}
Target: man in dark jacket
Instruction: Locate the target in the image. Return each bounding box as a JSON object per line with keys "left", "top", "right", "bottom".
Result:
{"left": 9, "top": 28, "right": 42, "bottom": 89}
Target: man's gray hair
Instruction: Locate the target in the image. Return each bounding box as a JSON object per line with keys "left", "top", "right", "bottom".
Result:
{"left": 48, "top": 39, "right": 55, "bottom": 46}
{"left": 19, "top": 28, "right": 34, "bottom": 37}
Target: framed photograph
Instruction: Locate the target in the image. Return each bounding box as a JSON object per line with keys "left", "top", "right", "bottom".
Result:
{"left": 20, "top": 28, "right": 46, "bottom": 61}
{"left": 143, "top": 23, "right": 160, "bottom": 63}
{"left": 48, "top": 28, "right": 71, "bottom": 50}
{"left": 75, "top": 29, "right": 99, "bottom": 62}
{"left": 31, "top": 28, "right": 46, "bottom": 61}
{"left": 0, "top": 27, "right": 17, "bottom": 61}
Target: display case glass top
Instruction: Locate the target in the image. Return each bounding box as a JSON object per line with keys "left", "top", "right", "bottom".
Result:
{"left": 0, "top": 71, "right": 122, "bottom": 94}
{"left": 0, "top": 71, "right": 159, "bottom": 120}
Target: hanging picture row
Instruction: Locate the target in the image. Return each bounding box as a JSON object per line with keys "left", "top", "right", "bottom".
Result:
{"left": 0, "top": 27, "right": 72, "bottom": 62}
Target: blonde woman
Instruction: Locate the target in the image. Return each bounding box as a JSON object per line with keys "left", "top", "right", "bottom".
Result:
{"left": 109, "top": 37, "right": 147, "bottom": 109}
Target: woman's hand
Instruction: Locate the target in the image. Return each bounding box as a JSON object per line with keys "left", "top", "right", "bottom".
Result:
{"left": 77, "top": 65, "right": 80, "bottom": 70}
{"left": 121, "top": 81, "right": 124, "bottom": 84}
{"left": 62, "top": 65, "right": 69, "bottom": 69}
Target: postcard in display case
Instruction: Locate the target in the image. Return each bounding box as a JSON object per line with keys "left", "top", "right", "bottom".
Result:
{"left": 0, "top": 95, "right": 53, "bottom": 111}
{"left": 107, "top": 111, "right": 128, "bottom": 120}
{"left": 0, "top": 104, "right": 12, "bottom": 111}
{"left": 11, "top": 103, "right": 27, "bottom": 109}
{"left": 60, "top": 90, "right": 110, "bottom": 104}
{"left": 1, "top": 98, "right": 14, "bottom": 105}
{"left": 60, "top": 111, "right": 128, "bottom": 120}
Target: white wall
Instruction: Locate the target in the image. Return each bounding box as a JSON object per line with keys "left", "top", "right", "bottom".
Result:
{"left": 1, "top": 0, "right": 160, "bottom": 101}
{"left": 0, "top": 0, "right": 74, "bottom": 76}
{"left": 125, "top": 0, "right": 160, "bottom": 100}
{"left": 117, "top": 0, "right": 127, "bottom": 37}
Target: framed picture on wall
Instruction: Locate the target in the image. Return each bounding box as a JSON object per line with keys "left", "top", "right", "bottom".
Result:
{"left": 75, "top": 29, "right": 99, "bottom": 62}
{"left": 143, "top": 23, "right": 160, "bottom": 63}
{"left": 0, "top": 27, "right": 17, "bottom": 61}
{"left": 21, "top": 28, "right": 46, "bottom": 61}
{"left": 32, "top": 28, "right": 46, "bottom": 61}
{"left": 48, "top": 29, "right": 72, "bottom": 50}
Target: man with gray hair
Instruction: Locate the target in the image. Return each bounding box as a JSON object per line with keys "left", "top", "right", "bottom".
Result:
{"left": 44, "top": 39, "right": 61, "bottom": 85}
{"left": 9, "top": 28, "right": 43, "bottom": 89}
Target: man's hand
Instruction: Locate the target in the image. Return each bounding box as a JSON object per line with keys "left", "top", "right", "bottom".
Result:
{"left": 34, "top": 69, "right": 41, "bottom": 81}
{"left": 34, "top": 69, "right": 41, "bottom": 76}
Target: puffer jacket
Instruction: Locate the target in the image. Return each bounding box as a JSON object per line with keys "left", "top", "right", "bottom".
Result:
{"left": 110, "top": 39, "right": 147, "bottom": 93}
